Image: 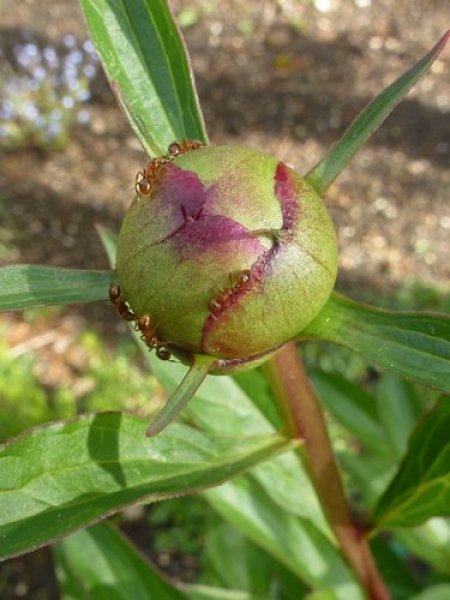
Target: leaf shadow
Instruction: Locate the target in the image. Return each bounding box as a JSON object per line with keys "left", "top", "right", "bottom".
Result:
{"left": 87, "top": 412, "right": 126, "bottom": 489}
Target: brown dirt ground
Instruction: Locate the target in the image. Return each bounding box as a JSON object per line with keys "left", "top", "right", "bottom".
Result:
{"left": 0, "top": 0, "right": 449, "bottom": 598}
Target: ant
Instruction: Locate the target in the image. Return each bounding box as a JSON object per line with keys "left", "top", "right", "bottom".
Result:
{"left": 109, "top": 285, "right": 172, "bottom": 361}
{"left": 135, "top": 156, "right": 170, "bottom": 196}
{"left": 109, "top": 284, "right": 136, "bottom": 324}
{"left": 167, "top": 139, "right": 204, "bottom": 157}
{"left": 137, "top": 315, "right": 172, "bottom": 361}
{"left": 208, "top": 269, "right": 252, "bottom": 314}
{"left": 135, "top": 139, "right": 205, "bottom": 197}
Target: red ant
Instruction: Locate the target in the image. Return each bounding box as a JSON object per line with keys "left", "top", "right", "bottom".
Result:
{"left": 167, "top": 139, "right": 204, "bottom": 157}
{"left": 135, "top": 156, "right": 169, "bottom": 196}
{"left": 110, "top": 285, "right": 171, "bottom": 361}
{"left": 135, "top": 139, "right": 205, "bottom": 197}
{"left": 137, "top": 315, "right": 172, "bottom": 361}
{"left": 109, "top": 284, "right": 136, "bottom": 323}
{"left": 208, "top": 269, "right": 252, "bottom": 315}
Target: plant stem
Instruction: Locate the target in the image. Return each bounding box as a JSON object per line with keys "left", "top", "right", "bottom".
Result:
{"left": 263, "top": 342, "right": 390, "bottom": 599}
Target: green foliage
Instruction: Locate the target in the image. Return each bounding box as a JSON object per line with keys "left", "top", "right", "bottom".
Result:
{"left": 0, "top": 0, "right": 449, "bottom": 598}
{"left": 0, "top": 265, "right": 114, "bottom": 310}
{"left": 76, "top": 331, "right": 158, "bottom": 415}
{"left": 80, "top": 0, "right": 208, "bottom": 156}
{"left": 373, "top": 399, "right": 450, "bottom": 528}
{"left": 0, "top": 338, "right": 58, "bottom": 440}
{"left": 54, "top": 521, "right": 187, "bottom": 600}
{"left": 0, "top": 410, "right": 290, "bottom": 560}
{"left": 304, "top": 292, "right": 450, "bottom": 392}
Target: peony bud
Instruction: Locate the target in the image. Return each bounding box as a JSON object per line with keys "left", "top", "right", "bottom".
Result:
{"left": 115, "top": 144, "right": 337, "bottom": 373}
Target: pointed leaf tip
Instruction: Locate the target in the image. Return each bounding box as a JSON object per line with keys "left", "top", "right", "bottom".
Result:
{"left": 146, "top": 355, "right": 214, "bottom": 436}
{"left": 305, "top": 29, "right": 450, "bottom": 195}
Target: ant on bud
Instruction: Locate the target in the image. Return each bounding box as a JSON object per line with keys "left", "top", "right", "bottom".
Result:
{"left": 109, "top": 284, "right": 136, "bottom": 323}
{"left": 207, "top": 269, "right": 253, "bottom": 316}
{"left": 109, "top": 285, "right": 172, "bottom": 361}
{"left": 136, "top": 315, "right": 172, "bottom": 360}
{"left": 135, "top": 157, "right": 169, "bottom": 196}
{"left": 167, "top": 139, "right": 204, "bottom": 157}
{"left": 135, "top": 139, "right": 205, "bottom": 197}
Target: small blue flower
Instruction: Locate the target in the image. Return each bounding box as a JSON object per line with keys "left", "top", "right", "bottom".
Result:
{"left": 46, "top": 121, "right": 63, "bottom": 139}
{"left": 2, "top": 34, "right": 99, "bottom": 149}
{"left": 83, "top": 64, "right": 97, "bottom": 79}
{"left": 67, "top": 50, "right": 84, "bottom": 65}
{"left": 77, "top": 88, "right": 91, "bottom": 102}
{"left": 62, "top": 34, "right": 77, "bottom": 49}
{"left": 20, "top": 100, "right": 39, "bottom": 120}
{"left": 33, "top": 66, "right": 47, "bottom": 82}
{"left": 77, "top": 108, "right": 90, "bottom": 124}
{"left": 62, "top": 95, "right": 75, "bottom": 109}
{"left": 43, "top": 45, "right": 59, "bottom": 67}
{"left": 83, "top": 39, "right": 96, "bottom": 56}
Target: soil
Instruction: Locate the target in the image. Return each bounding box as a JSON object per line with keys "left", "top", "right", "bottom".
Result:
{"left": 0, "top": 0, "right": 449, "bottom": 598}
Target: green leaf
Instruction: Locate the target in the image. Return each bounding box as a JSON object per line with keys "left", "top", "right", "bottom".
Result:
{"left": 199, "top": 521, "right": 307, "bottom": 599}
{"left": 392, "top": 517, "right": 450, "bottom": 576}
{"left": 204, "top": 478, "right": 364, "bottom": 599}
{"left": 204, "top": 522, "right": 276, "bottom": 595}
{"left": 306, "top": 30, "right": 450, "bottom": 194}
{"left": 144, "top": 353, "right": 330, "bottom": 532}
{"left": 372, "top": 399, "right": 450, "bottom": 528}
{"left": 303, "top": 292, "right": 450, "bottom": 393}
{"left": 376, "top": 374, "right": 426, "bottom": 460}
{"left": 0, "top": 413, "right": 291, "bottom": 560}
{"left": 142, "top": 351, "right": 346, "bottom": 593}
{"left": 341, "top": 453, "right": 394, "bottom": 509}
{"left": 80, "top": 0, "right": 208, "bottom": 156}
{"left": 0, "top": 265, "right": 114, "bottom": 311}
{"left": 232, "top": 368, "right": 284, "bottom": 431}
{"left": 310, "top": 370, "right": 387, "bottom": 456}
{"left": 54, "top": 521, "right": 187, "bottom": 600}
{"left": 410, "top": 585, "right": 450, "bottom": 600}
{"left": 183, "top": 586, "right": 254, "bottom": 600}
{"left": 147, "top": 354, "right": 215, "bottom": 437}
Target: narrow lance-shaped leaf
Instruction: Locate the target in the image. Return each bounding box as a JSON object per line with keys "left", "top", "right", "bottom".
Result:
{"left": 303, "top": 292, "right": 450, "bottom": 393}
{"left": 0, "top": 413, "right": 292, "bottom": 560}
{"left": 372, "top": 399, "right": 450, "bottom": 528}
{"left": 95, "top": 224, "right": 117, "bottom": 267}
{"left": 305, "top": 30, "right": 449, "bottom": 194}
{"left": 0, "top": 265, "right": 114, "bottom": 311}
{"left": 146, "top": 354, "right": 215, "bottom": 437}
{"left": 80, "top": 0, "right": 208, "bottom": 156}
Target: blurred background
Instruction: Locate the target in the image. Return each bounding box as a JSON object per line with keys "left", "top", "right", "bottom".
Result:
{"left": 0, "top": 0, "right": 449, "bottom": 597}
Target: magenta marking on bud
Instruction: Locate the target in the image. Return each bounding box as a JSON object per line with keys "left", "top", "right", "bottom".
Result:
{"left": 161, "top": 164, "right": 206, "bottom": 222}
{"left": 274, "top": 162, "right": 299, "bottom": 232}
{"left": 174, "top": 214, "right": 269, "bottom": 259}
{"left": 154, "top": 164, "right": 269, "bottom": 259}
{"left": 201, "top": 242, "right": 279, "bottom": 355}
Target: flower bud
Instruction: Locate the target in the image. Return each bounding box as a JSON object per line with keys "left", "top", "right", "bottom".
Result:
{"left": 115, "top": 144, "right": 337, "bottom": 372}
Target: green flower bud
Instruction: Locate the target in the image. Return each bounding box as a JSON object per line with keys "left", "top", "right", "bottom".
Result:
{"left": 115, "top": 144, "right": 337, "bottom": 373}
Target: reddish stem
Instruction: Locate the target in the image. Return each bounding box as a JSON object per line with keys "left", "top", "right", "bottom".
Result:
{"left": 264, "top": 342, "right": 390, "bottom": 599}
